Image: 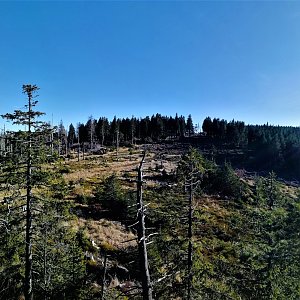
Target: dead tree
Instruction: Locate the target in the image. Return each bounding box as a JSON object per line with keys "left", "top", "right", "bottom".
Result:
{"left": 100, "top": 251, "right": 108, "bottom": 300}
{"left": 76, "top": 124, "right": 80, "bottom": 162}
{"left": 136, "top": 152, "right": 153, "bottom": 300}
{"left": 186, "top": 178, "right": 193, "bottom": 300}
{"left": 116, "top": 127, "right": 120, "bottom": 160}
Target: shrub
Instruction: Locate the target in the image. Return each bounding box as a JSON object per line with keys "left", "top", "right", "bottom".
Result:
{"left": 76, "top": 193, "right": 89, "bottom": 205}
{"left": 210, "top": 162, "right": 244, "bottom": 198}
{"left": 94, "top": 174, "right": 129, "bottom": 220}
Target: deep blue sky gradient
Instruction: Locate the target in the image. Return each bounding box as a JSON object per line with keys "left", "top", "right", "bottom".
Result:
{"left": 1, "top": 1, "right": 300, "bottom": 130}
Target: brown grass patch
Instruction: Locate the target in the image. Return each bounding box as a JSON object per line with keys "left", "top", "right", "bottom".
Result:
{"left": 73, "top": 218, "right": 137, "bottom": 250}
{"left": 63, "top": 148, "right": 144, "bottom": 184}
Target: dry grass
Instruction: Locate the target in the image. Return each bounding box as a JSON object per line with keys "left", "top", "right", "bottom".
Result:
{"left": 73, "top": 218, "right": 137, "bottom": 250}
{"left": 281, "top": 184, "right": 298, "bottom": 199}
{"left": 64, "top": 161, "right": 140, "bottom": 186}
{"left": 63, "top": 146, "right": 180, "bottom": 184}
{"left": 63, "top": 148, "right": 144, "bottom": 184}
{"left": 195, "top": 196, "right": 231, "bottom": 216}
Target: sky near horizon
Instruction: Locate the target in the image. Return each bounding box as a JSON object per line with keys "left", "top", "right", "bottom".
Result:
{"left": 0, "top": 1, "right": 300, "bottom": 130}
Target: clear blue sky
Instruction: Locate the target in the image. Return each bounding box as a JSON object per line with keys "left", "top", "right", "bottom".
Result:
{"left": 1, "top": 1, "right": 300, "bottom": 130}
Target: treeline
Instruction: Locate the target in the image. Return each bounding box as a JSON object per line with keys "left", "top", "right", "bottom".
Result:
{"left": 60, "top": 113, "right": 194, "bottom": 148}
{"left": 55, "top": 114, "right": 300, "bottom": 179}
{"left": 202, "top": 117, "right": 300, "bottom": 180}
{"left": 202, "top": 116, "right": 300, "bottom": 147}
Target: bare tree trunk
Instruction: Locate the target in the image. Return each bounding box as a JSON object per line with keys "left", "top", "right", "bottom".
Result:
{"left": 137, "top": 153, "right": 153, "bottom": 300}
{"left": 100, "top": 251, "right": 108, "bottom": 300}
{"left": 187, "top": 182, "right": 193, "bottom": 300}
{"left": 90, "top": 128, "right": 92, "bottom": 151}
{"left": 90, "top": 117, "right": 94, "bottom": 151}
{"left": 58, "top": 139, "right": 61, "bottom": 156}
{"left": 25, "top": 94, "right": 33, "bottom": 300}
{"left": 131, "top": 124, "right": 134, "bottom": 145}
{"left": 77, "top": 132, "right": 80, "bottom": 162}
{"left": 43, "top": 225, "right": 48, "bottom": 300}
{"left": 101, "top": 125, "right": 105, "bottom": 147}
{"left": 50, "top": 131, "right": 53, "bottom": 156}
{"left": 116, "top": 130, "right": 119, "bottom": 160}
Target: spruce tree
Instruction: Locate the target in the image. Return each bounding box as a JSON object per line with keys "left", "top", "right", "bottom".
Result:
{"left": 2, "top": 85, "right": 45, "bottom": 300}
{"left": 67, "top": 123, "right": 76, "bottom": 147}
{"left": 1, "top": 85, "right": 54, "bottom": 299}
{"left": 186, "top": 114, "right": 194, "bottom": 137}
{"left": 1, "top": 85, "right": 85, "bottom": 300}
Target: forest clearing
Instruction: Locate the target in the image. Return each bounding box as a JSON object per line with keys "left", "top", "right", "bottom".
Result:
{"left": 2, "top": 100, "right": 300, "bottom": 299}
{"left": 0, "top": 86, "right": 300, "bottom": 299}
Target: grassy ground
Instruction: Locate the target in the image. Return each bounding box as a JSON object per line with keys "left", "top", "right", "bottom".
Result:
{"left": 61, "top": 145, "right": 181, "bottom": 254}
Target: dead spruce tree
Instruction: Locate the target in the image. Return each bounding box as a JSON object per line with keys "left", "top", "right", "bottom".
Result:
{"left": 1, "top": 85, "right": 52, "bottom": 300}
{"left": 136, "top": 152, "right": 153, "bottom": 300}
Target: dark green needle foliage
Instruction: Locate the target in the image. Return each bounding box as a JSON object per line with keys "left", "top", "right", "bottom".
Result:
{"left": 0, "top": 85, "right": 85, "bottom": 300}
{"left": 94, "top": 174, "right": 133, "bottom": 221}
{"left": 146, "top": 147, "right": 300, "bottom": 300}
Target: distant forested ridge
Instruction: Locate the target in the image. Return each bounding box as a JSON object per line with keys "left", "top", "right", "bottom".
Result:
{"left": 57, "top": 114, "right": 300, "bottom": 181}
{"left": 201, "top": 117, "right": 300, "bottom": 180}
{"left": 67, "top": 113, "right": 194, "bottom": 146}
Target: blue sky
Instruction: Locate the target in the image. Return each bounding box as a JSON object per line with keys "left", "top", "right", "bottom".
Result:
{"left": 1, "top": 1, "right": 300, "bottom": 130}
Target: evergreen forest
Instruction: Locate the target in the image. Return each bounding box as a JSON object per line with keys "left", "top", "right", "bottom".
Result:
{"left": 1, "top": 86, "right": 300, "bottom": 300}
